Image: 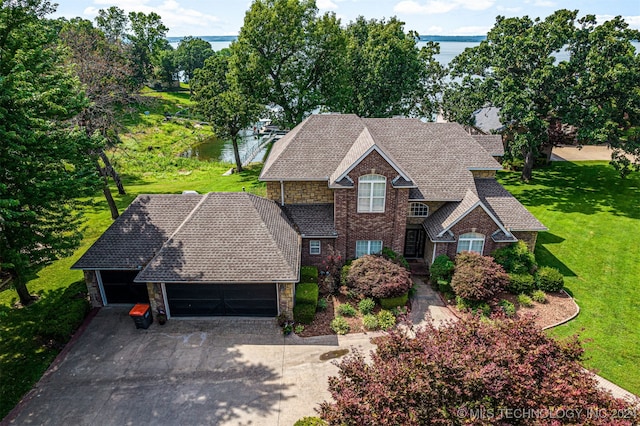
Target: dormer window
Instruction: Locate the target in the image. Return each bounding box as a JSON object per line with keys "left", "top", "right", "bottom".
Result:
{"left": 358, "top": 174, "right": 386, "bottom": 213}
{"left": 409, "top": 202, "right": 429, "bottom": 217}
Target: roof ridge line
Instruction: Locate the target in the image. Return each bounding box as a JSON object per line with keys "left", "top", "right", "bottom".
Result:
{"left": 162, "top": 193, "right": 209, "bottom": 245}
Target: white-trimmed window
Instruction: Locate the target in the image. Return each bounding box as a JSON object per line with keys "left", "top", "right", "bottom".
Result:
{"left": 355, "top": 240, "right": 383, "bottom": 258}
{"left": 309, "top": 240, "right": 321, "bottom": 255}
{"left": 409, "top": 202, "right": 429, "bottom": 217}
{"left": 457, "top": 232, "right": 485, "bottom": 254}
{"left": 358, "top": 174, "right": 386, "bottom": 213}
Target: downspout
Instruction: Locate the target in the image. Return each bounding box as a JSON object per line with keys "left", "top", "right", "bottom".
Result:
{"left": 280, "top": 180, "right": 284, "bottom": 206}
{"left": 431, "top": 242, "right": 437, "bottom": 265}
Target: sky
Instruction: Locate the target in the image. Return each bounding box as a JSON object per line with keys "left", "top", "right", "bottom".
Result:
{"left": 53, "top": 0, "right": 640, "bottom": 37}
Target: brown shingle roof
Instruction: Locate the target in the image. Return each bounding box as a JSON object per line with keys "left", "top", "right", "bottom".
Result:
{"left": 475, "top": 179, "right": 547, "bottom": 232}
{"left": 260, "top": 114, "right": 501, "bottom": 201}
{"left": 422, "top": 190, "right": 481, "bottom": 240}
{"left": 472, "top": 135, "right": 505, "bottom": 157}
{"left": 282, "top": 204, "right": 337, "bottom": 237}
{"left": 71, "top": 194, "right": 204, "bottom": 270}
{"left": 135, "top": 193, "right": 300, "bottom": 283}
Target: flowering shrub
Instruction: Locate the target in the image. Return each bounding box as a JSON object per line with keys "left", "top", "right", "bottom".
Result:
{"left": 347, "top": 255, "right": 412, "bottom": 299}
{"left": 451, "top": 252, "right": 508, "bottom": 301}
{"left": 320, "top": 315, "right": 636, "bottom": 425}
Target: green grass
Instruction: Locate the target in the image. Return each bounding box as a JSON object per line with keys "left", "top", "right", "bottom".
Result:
{"left": 499, "top": 161, "right": 640, "bottom": 395}
{"left": 0, "top": 87, "right": 266, "bottom": 419}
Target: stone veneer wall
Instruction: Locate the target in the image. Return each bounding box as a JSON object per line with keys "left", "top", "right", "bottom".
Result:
{"left": 84, "top": 270, "right": 104, "bottom": 308}
{"left": 146, "top": 283, "right": 166, "bottom": 316}
{"left": 471, "top": 170, "right": 497, "bottom": 178}
{"left": 278, "top": 282, "right": 295, "bottom": 318}
{"left": 265, "top": 181, "right": 333, "bottom": 204}
{"left": 334, "top": 150, "right": 409, "bottom": 258}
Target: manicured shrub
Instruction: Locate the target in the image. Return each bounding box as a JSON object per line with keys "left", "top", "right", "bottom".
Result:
{"left": 380, "top": 292, "right": 409, "bottom": 309}
{"left": 358, "top": 298, "right": 375, "bottom": 314}
{"left": 338, "top": 303, "right": 357, "bottom": 317}
{"left": 293, "top": 303, "right": 316, "bottom": 324}
{"left": 532, "top": 289, "right": 547, "bottom": 303}
{"left": 518, "top": 294, "right": 534, "bottom": 308}
{"left": 377, "top": 310, "right": 396, "bottom": 330}
{"left": 536, "top": 266, "right": 564, "bottom": 292}
{"left": 507, "top": 273, "right": 535, "bottom": 295}
{"left": 330, "top": 316, "right": 350, "bottom": 335}
{"left": 362, "top": 314, "right": 378, "bottom": 330}
{"left": 340, "top": 265, "right": 350, "bottom": 286}
{"left": 381, "top": 246, "right": 410, "bottom": 270}
{"left": 296, "top": 283, "right": 319, "bottom": 306}
{"left": 316, "top": 297, "right": 328, "bottom": 311}
{"left": 450, "top": 252, "right": 509, "bottom": 302}
{"left": 347, "top": 255, "right": 412, "bottom": 299}
{"left": 294, "top": 417, "right": 327, "bottom": 426}
{"left": 300, "top": 266, "right": 319, "bottom": 283}
{"left": 320, "top": 316, "right": 635, "bottom": 424}
{"left": 456, "top": 296, "right": 490, "bottom": 316}
{"left": 408, "top": 282, "right": 418, "bottom": 299}
{"left": 499, "top": 299, "right": 516, "bottom": 316}
{"left": 430, "top": 254, "right": 455, "bottom": 283}
{"left": 438, "top": 280, "right": 453, "bottom": 294}
{"left": 492, "top": 241, "right": 537, "bottom": 274}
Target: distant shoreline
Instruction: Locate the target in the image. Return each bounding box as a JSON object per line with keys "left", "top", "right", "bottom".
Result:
{"left": 166, "top": 35, "right": 486, "bottom": 43}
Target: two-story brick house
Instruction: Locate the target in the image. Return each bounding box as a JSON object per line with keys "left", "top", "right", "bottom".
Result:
{"left": 72, "top": 114, "right": 545, "bottom": 319}
{"left": 260, "top": 114, "right": 546, "bottom": 267}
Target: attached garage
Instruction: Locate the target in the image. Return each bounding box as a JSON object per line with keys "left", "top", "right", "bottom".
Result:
{"left": 165, "top": 283, "right": 277, "bottom": 317}
{"left": 99, "top": 270, "right": 150, "bottom": 304}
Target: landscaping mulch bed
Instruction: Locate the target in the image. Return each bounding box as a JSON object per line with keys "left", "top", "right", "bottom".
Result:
{"left": 445, "top": 290, "right": 579, "bottom": 329}
{"left": 298, "top": 289, "right": 578, "bottom": 338}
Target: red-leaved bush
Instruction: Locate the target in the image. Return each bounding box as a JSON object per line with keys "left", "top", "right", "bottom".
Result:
{"left": 451, "top": 251, "right": 509, "bottom": 301}
{"left": 319, "top": 315, "right": 637, "bottom": 425}
{"left": 347, "top": 255, "right": 412, "bottom": 298}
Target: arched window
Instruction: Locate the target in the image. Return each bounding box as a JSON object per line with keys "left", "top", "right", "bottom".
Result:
{"left": 358, "top": 174, "right": 386, "bottom": 213}
{"left": 409, "top": 202, "right": 429, "bottom": 217}
{"left": 457, "top": 232, "right": 485, "bottom": 254}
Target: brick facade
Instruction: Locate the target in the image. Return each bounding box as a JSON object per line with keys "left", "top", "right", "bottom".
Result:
{"left": 334, "top": 150, "right": 409, "bottom": 259}
{"left": 266, "top": 181, "right": 333, "bottom": 204}
{"left": 444, "top": 206, "right": 503, "bottom": 258}
{"left": 513, "top": 231, "right": 538, "bottom": 251}
{"left": 300, "top": 238, "right": 336, "bottom": 268}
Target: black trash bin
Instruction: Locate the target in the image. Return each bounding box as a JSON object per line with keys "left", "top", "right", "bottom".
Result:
{"left": 129, "top": 303, "right": 153, "bottom": 329}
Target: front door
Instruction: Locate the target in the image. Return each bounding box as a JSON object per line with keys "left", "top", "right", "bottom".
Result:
{"left": 404, "top": 228, "right": 426, "bottom": 258}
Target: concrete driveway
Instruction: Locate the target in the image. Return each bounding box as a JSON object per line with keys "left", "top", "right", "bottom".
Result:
{"left": 3, "top": 307, "right": 382, "bottom": 426}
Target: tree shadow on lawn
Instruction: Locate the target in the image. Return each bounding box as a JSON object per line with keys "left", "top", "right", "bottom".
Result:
{"left": 500, "top": 162, "right": 640, "bottom": 219}
{"left": 534, "top": 232, "right": 576, "bottom": 278}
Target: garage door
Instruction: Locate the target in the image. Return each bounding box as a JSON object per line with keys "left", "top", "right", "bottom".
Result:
{"left": 99, "top": 270, "right": 150, "bottom": 304}
{"left": 166, "top": 284, "right": 277, "bottom": 317}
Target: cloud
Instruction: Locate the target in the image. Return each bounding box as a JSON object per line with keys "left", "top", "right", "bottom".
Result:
{"left": 84, "top": 1, "right": 222, "bottom": 36}
{"left": 496, "top": 6, "right": 522, "bottom": 13}
{"left": 450, "top": 25, "right": 492, "bottom": 35}
{"left": 523, "top": 0, "right": 556, "bottom": 6}
{"left": 426, "top": 25, "right": 443, "bottom": 33}
{"left": 317, "top": 0, "right": 338, "bottom": 10}
{"left": 394, "top": 0, "right": 494, "bottom": 15}
{"left": 595, "top": 14, "right": 640, "bottom": 31}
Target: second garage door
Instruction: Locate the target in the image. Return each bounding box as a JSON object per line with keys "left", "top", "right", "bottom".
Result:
{"left": 166, "top": 283, "right": 278, "bottom": 317}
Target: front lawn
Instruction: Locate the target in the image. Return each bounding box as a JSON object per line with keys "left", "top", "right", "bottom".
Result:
{"left": 499, "top": 161, "right": 640, "bottom": 395}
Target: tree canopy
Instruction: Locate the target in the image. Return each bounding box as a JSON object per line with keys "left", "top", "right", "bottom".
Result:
{"left": 0, "top": 0, "right": 101, "bottom": 304}
{"left": 443, "top": 10, "right": 640, "bottom": 180}
{"left": 174, "top": 36, "right": 214, "bottom": 92}
{"left": 320, "top": 315, "right": 637, "bottom": 425}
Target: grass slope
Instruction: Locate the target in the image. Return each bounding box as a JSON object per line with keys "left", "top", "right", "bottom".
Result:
{"left": 499, "top": 161, "right": 640, "bottom": 395}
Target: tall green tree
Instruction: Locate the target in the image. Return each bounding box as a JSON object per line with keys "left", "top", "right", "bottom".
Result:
{"left": 127, "top": 11, "right": 169, "bottom": 84}
{"left": 174, "top": 36, "right": 214, "bottom": 93}
{"left": 231, "top": 0, "right": 345, "bottom": 127}
{"left": 192, "top": 50, "right": 265, "bottom": 172}
{"left": 95, "top": 5, "right": 128, "bottom": 42}
{"left": 0, "top": 0, "right": 101, "bottom": 304}
{"left": 563, "top": 15, "right": 640, "bottom": 177}
{"left": 333, "top": 17, "right": 444, "bottom": 119}
{"left": 444, "top": 10, "right": 577, "bottom": 181}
